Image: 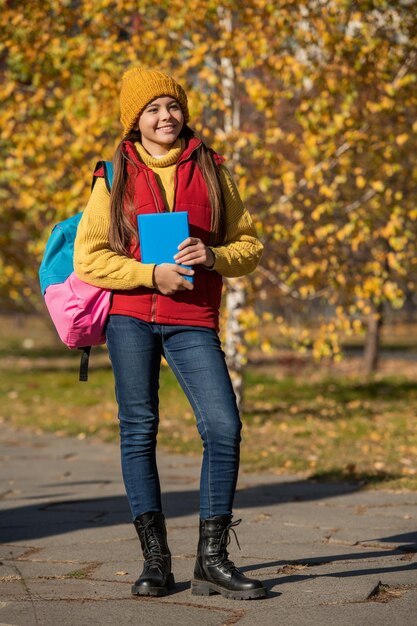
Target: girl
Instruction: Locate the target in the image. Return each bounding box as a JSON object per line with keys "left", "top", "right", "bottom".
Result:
{"left": 74, "top": 67, "right": 266, "bottom": 600}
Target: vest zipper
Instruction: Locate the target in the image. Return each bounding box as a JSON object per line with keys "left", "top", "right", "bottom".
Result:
{"left": 172, "top": 144, "right": 201, "bottom": 211}
{"left": 173, "top": 170, "right": 178, "bottom": 210}
{"left": 145, "top": 169, "right": 163, "bottom": 213}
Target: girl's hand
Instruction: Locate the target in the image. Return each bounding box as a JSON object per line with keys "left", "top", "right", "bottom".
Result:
{"left": 153, "top": 263, "right": 194, "bottom": 295}
{"left": 174, "top": 237, "right": 215, "bottom": 269}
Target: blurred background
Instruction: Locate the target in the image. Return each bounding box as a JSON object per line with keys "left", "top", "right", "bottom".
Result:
{"left": 1, "top": 1, "right": 416, "bottom": 489}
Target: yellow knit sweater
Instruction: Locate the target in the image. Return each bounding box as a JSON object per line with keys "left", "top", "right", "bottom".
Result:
{"left": 74, "top": 139, "right": 263, "bottom": 290}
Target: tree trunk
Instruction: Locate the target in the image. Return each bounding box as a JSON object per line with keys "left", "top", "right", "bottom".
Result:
{"left": 224, "top": 277, "right": 246, "bottom": 407}
{"left": 217, "top": 6, "right": 246, "bottom": 407}
{"left": 363, "top": 303, "right": 383, "bottom": 375}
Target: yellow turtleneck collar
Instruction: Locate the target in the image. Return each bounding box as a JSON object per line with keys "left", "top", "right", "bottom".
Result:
{"left": 135, "top": 138, "right": 185, "bottom": 168}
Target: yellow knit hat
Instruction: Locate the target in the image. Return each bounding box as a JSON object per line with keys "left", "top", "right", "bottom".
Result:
{"left": 120, "top": 67, "right": 189, "bottom": 135}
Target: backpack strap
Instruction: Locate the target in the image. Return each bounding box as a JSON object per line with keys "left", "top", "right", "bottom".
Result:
{"left": 92, "top": 160, "right": 114, "bottom": 193}
{"left": 79, "top": 160, "right": 113, "bottom": 382}
{"left": 78, "top": 347, "right": 91, "bottom": 382}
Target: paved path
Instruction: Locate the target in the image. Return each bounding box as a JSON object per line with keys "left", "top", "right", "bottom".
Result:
{"left": 0, "top": 424, "right": 416, "bottom": 626}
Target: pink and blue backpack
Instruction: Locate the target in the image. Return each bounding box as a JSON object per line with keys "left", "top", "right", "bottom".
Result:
{"left": 39, "top": 161, "right": 113, "bottom": 381}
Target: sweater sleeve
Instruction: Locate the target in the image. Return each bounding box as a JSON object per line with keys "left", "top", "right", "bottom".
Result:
{"left": 74, "top": 177, "right": 155, "bottom": 290}
{"left": 209, "top": 166, "right": 263, "bottom": 277}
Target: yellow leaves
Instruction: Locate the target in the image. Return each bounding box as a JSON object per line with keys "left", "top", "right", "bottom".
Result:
{"left": 301, "top": 264, "right": 317, "bottom": 279}
{"left": 281, "top": 170, "right": 296, "bottom": 195}
{"left": 10, "top": 12, "right": 24, "bottom": 26}
{"left": 366, "top": 97, "right": 394, "bottom": 113}
{"left": 354, "top": 300, "right": 372, "bottom": 316}
{"left": 335, "top": 272, "right": 346, "bottom": 286}
{"left": 382, "top": 163, "right": 401, "bottom": 177}
{"left": 318, "top": 184, "right": 334, "bottom": 199}
{"left": 356, "top": 276, "right": 385, "bottom": 301}
{"left": 382, "top": 281, "right": 403, "bottom": 305}
{"left": 370, "top": 180, "right": 384, "bottom": 192}
{"left": 355, "top": 175, "right": 366, "bottom": 189}
{"left": 260, "top": 340, "right": 273, "bottom": 353}
{"left": 21, "top": 175, "right": 35, "bottom": 186}
{"left": 332, "top": 113, "right": 346, "bottom": 128}
{"left": 311, "top": 322, "right": 341, "bottom": 361}
{"left": 314, "top": 224, "right": 336, "bottom": 240}
{"left": 246, "top": 78, "right": 270, "bottom": 108}
{"left": 365, "top": 101, "right": 379, "bottom": 113}
{"left": 292, "top": 220, "right": 305, "bottom": 235}
{"left": 311, "top": 204, "right": 326, "bottom": 221}
{"left": 3, "top": 266, "right": 15, "bottom": 278}
{"left": 265, "top": 127, "right": 284, "bottom": 144}
{"left": 262, "top": 312, "right": 273, "bottom": 322}
{"left": 296, "top": 284, "right": 314, "bottom": 298}
{"left": 259, "top": 176, "right": 272, "bottom": 193}
{"left": 70, "top": 180, "right": 85, "bottom": 197}
{"left": 380, "top": 211, "right": 403, "bottom": 240}
{"left": 318, "top": 259, "right": 329, "bottom": 273}
{"left": 336, "top": 223, "right": 354, "bottom": 241}
{"left": 19, "top": 191, "right": 36, "bottom": 210}
{"left": 388, "top": 235, "right": 407, "bottom": 252}
{"left": 1, "top": 81, "right": 16, "bottom": 99}
{"left": 395, "top": 133, "right": 409, "bottom": 146}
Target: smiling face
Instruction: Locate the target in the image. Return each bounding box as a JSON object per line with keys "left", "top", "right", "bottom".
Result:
{"left": 137, "top": 96, "right": 185, "bottom": 156}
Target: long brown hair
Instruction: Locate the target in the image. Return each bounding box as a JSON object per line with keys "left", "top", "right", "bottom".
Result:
{"left": 109, "top": 126, "right": 226, "bottom": 256}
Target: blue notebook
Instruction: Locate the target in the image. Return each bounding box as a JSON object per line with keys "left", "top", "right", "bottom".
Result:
{"left": 138, "top": 211, "right": 193, "bottom": 283}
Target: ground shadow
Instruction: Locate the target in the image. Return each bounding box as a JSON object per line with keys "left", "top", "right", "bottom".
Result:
{"left": 0, "top": 478, "right": 413, "bottom": 545}
{"left": 239, "top": 534, "right": 417, "bottom": 591}
{"left": 2, "top": 481, "right": 416, "bottom": 589}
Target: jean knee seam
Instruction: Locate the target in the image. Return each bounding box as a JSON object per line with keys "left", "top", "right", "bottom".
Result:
{"left": 164, "top": 347, "right": 212, "bottom": 517}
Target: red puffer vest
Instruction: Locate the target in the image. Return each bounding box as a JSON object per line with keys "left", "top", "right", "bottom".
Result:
{"left": 96, "top": 137, "right": 225, "bottom": 330}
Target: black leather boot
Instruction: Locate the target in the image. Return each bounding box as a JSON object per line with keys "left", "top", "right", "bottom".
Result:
{"left": 192, "top": 515, "right": 266, "bottom": 600}
{"left": 132, "top": 511, "right": 175, "bottom": 596}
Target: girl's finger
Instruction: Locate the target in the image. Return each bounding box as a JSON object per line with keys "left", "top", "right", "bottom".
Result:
{"left": 174, "top": 245, "right": 205, "bottom": 261}
{"left": 174, "top": 250, "right": 207, "bottom": 264}
{"left": 177, "top": 237, "right": 200, "bottom": 250}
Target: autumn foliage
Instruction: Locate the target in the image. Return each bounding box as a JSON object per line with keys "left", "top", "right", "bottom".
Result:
{"left": 1, "top": 1, "right": 416, "bottom": 364}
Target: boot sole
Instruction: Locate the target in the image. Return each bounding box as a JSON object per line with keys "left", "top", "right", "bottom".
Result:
{"left": 191, "top": 578, "right": 266, "bottom": 600}
{"left": 132, "top": 573, "right": 175, "bottom": 597}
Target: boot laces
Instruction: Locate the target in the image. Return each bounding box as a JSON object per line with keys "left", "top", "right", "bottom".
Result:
{"left": 220, "top": 518, "right": 242, "bottom": 552}
{"left": 139, "top": 516, "right": 166, "bottom": 573}
{"left": 216, "top": 518, "right": 242, "bottom": 572}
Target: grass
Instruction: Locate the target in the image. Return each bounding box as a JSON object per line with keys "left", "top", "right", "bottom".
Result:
{"left": 1, "top": 314, "right": 417, "bottom": 490}
{"left": 242, "top": 370, "right": 417, "bottom": 489}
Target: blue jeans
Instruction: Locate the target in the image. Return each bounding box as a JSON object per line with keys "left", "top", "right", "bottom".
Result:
{"left": 106, "top": 315, "right": 242, "bottom": 520}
